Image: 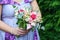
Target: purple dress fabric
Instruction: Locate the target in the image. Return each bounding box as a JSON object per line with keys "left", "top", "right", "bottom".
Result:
{"left": 0, "top": 0, "right": 32, "bottom": 4}
{"left": 1, "top": 0, "right": 40, "bottom": 40}
{"left": 5, "top": 32, "right": 15, "bottom": 40}
{"left": 0, "top": 0, "right": 14, "bottom": 4}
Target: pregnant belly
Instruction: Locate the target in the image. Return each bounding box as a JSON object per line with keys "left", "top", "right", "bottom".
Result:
{"left": 2, "top": 5, "right": 15, "bottom": 17}
{"left": 2, "top": 17, "right": 18, "bottom": 28}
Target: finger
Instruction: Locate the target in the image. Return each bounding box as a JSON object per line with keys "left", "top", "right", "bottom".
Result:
{"left": 18, "top": 28, "right": 27, "bottom": 33}
{"left": 17, "top": 29, "right": 26, "bottom": 34}
{"left": 18, "top": 29, "right": 29, "bottom": 34}
{"left": 18, "top": 29, "right": 26, "bottom": 33}
{"left": 14, "top": 31, "right": 25, "bottom": 36}
{"left": 16, "top": 31, "right": 27, "bottom": 36}
{"left": 18, "top": 32, "right": 26, "bottom": 35}
{"left": 26, "top": 28, "right": 31, "bottom": 31}
{"left": 17, "top": 28, "right": 28, "bottom": 32}
{"left": 17, "top": 28, "right": 29, "bottom": 35}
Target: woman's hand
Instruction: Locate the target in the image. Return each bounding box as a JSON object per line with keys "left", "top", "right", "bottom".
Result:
{"left": 10, "top": 27, "right": 30, "bottom": 36}
{"left": 0, "top": 20, "right": 30, "bottom": 36}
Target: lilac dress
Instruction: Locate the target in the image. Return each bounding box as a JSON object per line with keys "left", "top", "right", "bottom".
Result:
{"left": 0, "top": 0, "right": 40, "bottom": 40}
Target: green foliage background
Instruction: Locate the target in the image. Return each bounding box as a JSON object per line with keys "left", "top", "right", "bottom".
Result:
{"left": 37, "top": 0, "right": 60, "bottom": 40}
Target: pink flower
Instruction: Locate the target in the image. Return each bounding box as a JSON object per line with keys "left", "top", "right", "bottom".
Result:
{"left": 30, "top": 12, "right": 37, "bottom": 20}
{"left": 18, "top": 9, "right": 24, "bottom": 13}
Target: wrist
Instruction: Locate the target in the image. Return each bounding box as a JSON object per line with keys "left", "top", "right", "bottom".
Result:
{"left": 8, "top": 27, "right": 13, "bottom": 34}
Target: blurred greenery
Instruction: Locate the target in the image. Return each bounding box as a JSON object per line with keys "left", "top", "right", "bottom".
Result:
{"left": 37, "top": 0, "right": 60, "bottom": 40}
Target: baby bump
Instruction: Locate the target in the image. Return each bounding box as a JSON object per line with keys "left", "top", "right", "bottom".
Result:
{"left": 2, "top": 17, "right": 18, "bottom": 28}
{"left": 2, "top": 5, "right": 15, "bottom": 17}
{"left": 2, "top": 5, "right": 18, "bottom": 27}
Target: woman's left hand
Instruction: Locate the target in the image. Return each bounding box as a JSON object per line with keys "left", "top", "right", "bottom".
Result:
{"left": 23, "top": 28, "right": 31, "bottom": 35}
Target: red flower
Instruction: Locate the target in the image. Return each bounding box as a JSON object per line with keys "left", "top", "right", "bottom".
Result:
{"left": 30, "top": 14, "right": 36, "bottom": 20}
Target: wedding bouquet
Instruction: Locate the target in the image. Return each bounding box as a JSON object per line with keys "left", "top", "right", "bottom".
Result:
{"left": 14, "top": 6, "right": 42, "bottom": 30}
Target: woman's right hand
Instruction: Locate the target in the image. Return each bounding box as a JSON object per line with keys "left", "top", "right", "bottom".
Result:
{"left": 10, "top": 27, "right": 28, "bottom": 36}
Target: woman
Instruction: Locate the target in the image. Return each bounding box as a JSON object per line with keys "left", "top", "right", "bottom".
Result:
{"left": 0, "top": 0, "right": 42, "bottom": 40}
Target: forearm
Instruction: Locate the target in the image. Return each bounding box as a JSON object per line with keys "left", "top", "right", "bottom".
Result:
{"left": 0, "top": 20, "right": 12, "bottom": 33}
{"left": 0, "top": 5, "right": 12, "bottom": 33}
{"left": 31, "top": 0, "right": 42, "bottom": 18}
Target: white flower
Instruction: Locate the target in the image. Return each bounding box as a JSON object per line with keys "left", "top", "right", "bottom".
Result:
{"left": 15, "top": 9, "right": 19, "bottom": 17}
{"left": 27, "top": 24, "right": 32, "bottom": 30}
{"left": 31, "top": 22, "right": 36, "bottom": 26}
{"left": 33, "top": 19, "right": 37, "bottom": 22}
{"left": 25, "top": 18, "right": 30, "bottom": 22}
{"left": 41, "top": 26, "right": 45, "bottom": 30}
{"left": 15, "top": 9, "right": 18, "bottom": 13}
{"left": 15, "top": 12, "right": 18, "bottom": 16}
